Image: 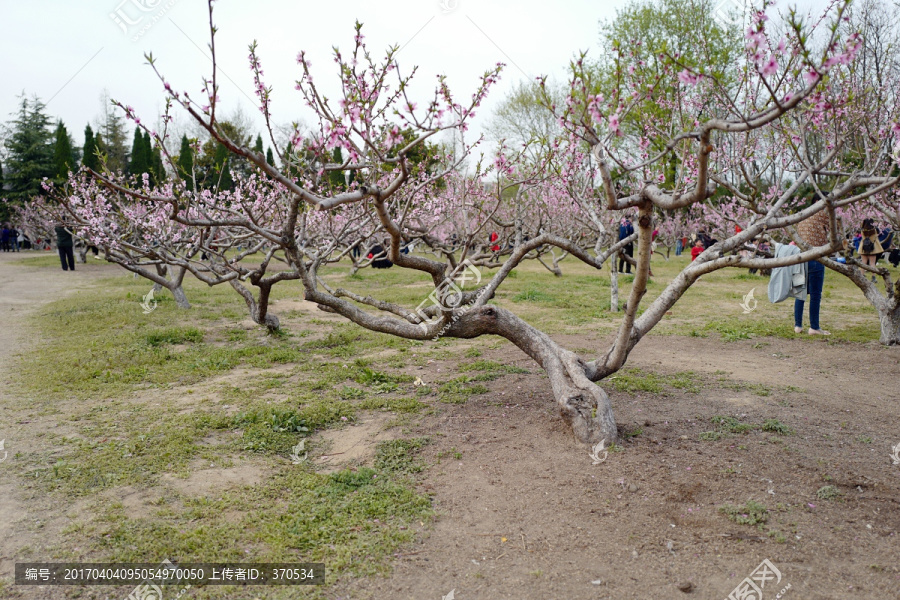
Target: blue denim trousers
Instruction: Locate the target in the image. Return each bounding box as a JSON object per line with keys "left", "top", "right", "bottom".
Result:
{"left": 794, "top": 260, "right": 824, "bottom": 330}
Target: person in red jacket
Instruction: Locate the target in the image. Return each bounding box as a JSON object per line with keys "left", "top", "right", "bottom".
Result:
{"left": 690, "top": 238, "right": 704, "bottom": 261}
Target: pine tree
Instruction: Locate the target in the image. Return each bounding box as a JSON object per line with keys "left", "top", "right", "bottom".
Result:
{"left": 266, "top": 147, "right": 275, "bottom": 167}
{"left": 97, "top": 92, "right": 130, "bottom": 173}
{"left": 2, "top": 95, "right": 55, "bottom": 204}
{"left": 177, "top": 135, "right": 195, "bottom": 190}
{"left": 52, "top": 121, "right": 78, "bottom": 180}
{"left": 253, "top": 134, "right": 264, "bottom": 155}
{"left": 82, "top": 125, "right": 100, "bottom": 172}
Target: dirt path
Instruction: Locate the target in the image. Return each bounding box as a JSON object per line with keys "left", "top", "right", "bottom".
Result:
{"left": 0, "top": 252, "right": 115, "bottom": 580}
{"left": 334, "top": 335, "right": 900, "bottom": 599}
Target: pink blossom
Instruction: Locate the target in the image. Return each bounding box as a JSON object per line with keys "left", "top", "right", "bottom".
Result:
{"left": 761, "top": 57, "right": 778, "bottom": 77}
{"left": 678, "top": 70, "right": 700, "bottom": 86}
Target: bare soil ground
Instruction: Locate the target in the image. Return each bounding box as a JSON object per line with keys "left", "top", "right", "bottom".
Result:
{"left": 2, "top": 252, "right": 899, "bottom": 600}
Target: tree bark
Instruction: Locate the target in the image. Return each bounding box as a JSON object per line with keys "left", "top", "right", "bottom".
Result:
{"left": 820, "top": 257, "right": 900, "bottom": 346}
{"left": 610, "top": 257, "right": 619, "bottom": 312}
{"left": 445, "top": 305, "right": 618, "bottom": 444}
{"left": 229, "top": 279, "right": 280, "bottom": 331}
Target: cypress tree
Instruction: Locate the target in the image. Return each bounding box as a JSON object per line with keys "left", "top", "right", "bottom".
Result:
{"left": 177, "top": 135, "right": 194, "bottom": 190}
{"left": 212, "top": 143, "right": 234, "bottom": 190}
{"left": 253, "top": 134, "right": 264, "bottom": 155}
{"left": 150, "top": 144, "right": 166, "bottom": 186}
{"left": 266, "top": 147, "right": 275, "bottom": 167}
{"left": 128, "top": 127, "right": 150, "bottom": 180}
{"left": 328, "top": 147, "right": 345, "bottom": 189}
{"left": 52, "top": 121, "right": 77, "bottom": 180}
{"left": 82, "top": 125, "right": 100, "bottom": 172}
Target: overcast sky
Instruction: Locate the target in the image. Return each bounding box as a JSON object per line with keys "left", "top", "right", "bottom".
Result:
{"left": 0, "top": 0, "right": 828, "bottom": 153}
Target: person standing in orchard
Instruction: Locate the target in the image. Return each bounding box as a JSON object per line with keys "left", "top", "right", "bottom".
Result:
{"left": 618, "top": 217, "right": 634, "bottom": 274}
{"left": 794, "top": 200, "right": 831, "bottom": 335}
{"left": 55, "top": 222, "right": 75, "bottom": 271}
{"left": 858, "top": 218, "right": 884, "bottom": 282}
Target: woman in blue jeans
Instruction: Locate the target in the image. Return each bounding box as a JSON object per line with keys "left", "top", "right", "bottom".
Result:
{"left": 794, "top": 259, "right": 829, "bottom": 335}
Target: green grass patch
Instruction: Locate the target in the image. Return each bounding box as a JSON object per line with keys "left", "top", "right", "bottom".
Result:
{"left": 512, "top": 288, "right": 556, "bottom": 303}
{"left": 459, "top": 359, "right": 529, "bottom": 375}
{"left": 816, "top": 485, "right": 842, "bottom": 501}
{"left": 374, "top": 438, "right": 430, "bottom": 473}
{"left": 93, "top": 465, "right": 432, "bottom": 587}
{"left": 358, "top": 396, "right": 426, "bottom": 413}
{"left": 606, "top": 368, "right": 665, "bottom": 394}
{"left": 711, "top": 415, "right": 755, "bottom": 434}
{"left": 438, "top": 377, "right": 490, "bottom": 404}
{"left": 720, "top": 500, "right": 769, "bottom": 527}
{"left": 144, "top": 326, "right": 203, "bottom": 346}
{"left": 761, "top": 419, "right": 794, "bottom": 435}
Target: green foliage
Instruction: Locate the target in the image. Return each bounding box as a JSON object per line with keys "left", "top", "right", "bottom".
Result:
{"left": 128, "top": 127, "right": 151, "bottom": 179}
{"left": 94, "top": 466, "right": 432, "bottom": 579}
{"left": 358, "top": 396, "right": 426, "bottom": 413}
{"left": 196, "top": 121, "right": 250, "bottom": 190}
{"left": 176, "top": 134, "right": 194, "bottom": 190}
{"left": 2, "top": 95, "right": 55, "bottom": 207}
{"left": 595, "top": 0, "right": 742, "bottom": 166}
{"left": 720, "top": 500, "right": 769, "bottom": 526}
{"left": 459, "top": 360, "right": 529, "bottom": 375}
{"left": 512, "top": 288, "right": 555, "bottom": 302}
{"left": 816, "top": 485, "right": 841, "bottom": 501}
{"left": 52, "top": 121, "right": 78, "bottom": 180}
{"left": 606, "top": 368, "right": 664, "bottom": 393}
{"left": 761, "top": 419, "right": 794, "bottom": 435}
{"left": 144, "top": 327, "right": 203, "bottom": 346}
{"left": 374, "top": 438, "right": 430, "bottom": 473}
{"left": 704, "top": 320, "right": 798, "bottom": 342}
{"left": 96, "top": 94, "right": 131, "bottom": 173}
{"left": 710, "top": 415, "right": 754, "bottom": 434}
{"left": 149, "top": 137, "right": 165, "bottom": 185}
{"left": 82, "top": 124, "right": 100, "bottom": 172}
{"left": 353, "top": 367, "right": 411, "bottom": 394}
{"left": 438, "top": 377, "right": 489, "bottom": 404}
